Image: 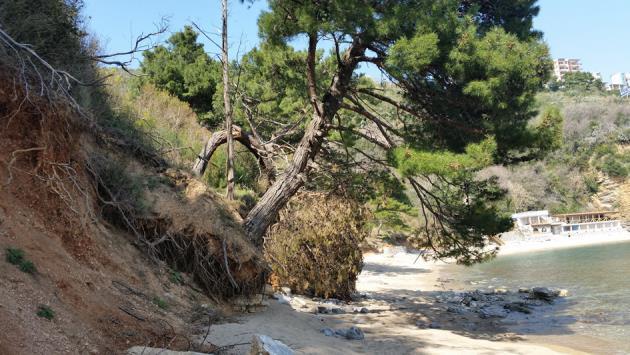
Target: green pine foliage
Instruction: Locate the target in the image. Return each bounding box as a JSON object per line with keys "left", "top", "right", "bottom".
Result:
{"left": 140, "top": 26, "right": 221, "bottom": 123}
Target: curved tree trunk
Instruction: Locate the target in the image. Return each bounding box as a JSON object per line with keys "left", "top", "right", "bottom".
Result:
{"left": 243, "top": 36, "right": 366, "bottom": 243}
{"left": 192, "top": 125, "right": 275, "bottom": 182}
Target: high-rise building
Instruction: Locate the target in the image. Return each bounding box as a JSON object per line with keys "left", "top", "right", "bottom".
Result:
{"left": 553, "top": 58, "right": 582, "bottom": 80}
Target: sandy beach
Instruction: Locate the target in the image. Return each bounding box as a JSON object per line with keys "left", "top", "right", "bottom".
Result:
{"left": 202, "top": 248, "right": 583, "bottom": 354}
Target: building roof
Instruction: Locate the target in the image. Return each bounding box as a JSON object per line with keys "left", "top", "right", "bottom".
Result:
{"left": 511, "top": 210, "right": 549, "bottom": 219}
{"left": 553, "top": 211, "right": 618, "bottom": 217}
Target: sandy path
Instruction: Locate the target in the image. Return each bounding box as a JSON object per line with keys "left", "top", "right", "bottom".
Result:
{"left": 203, "top": 249, "right": 571, "bottom": 354}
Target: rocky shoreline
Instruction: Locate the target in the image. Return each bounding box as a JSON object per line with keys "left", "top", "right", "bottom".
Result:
{"left": 430, "top": 287, "right": 568, "bottom": 325}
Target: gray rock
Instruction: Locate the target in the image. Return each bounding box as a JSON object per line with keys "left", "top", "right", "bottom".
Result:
{"left": 321, "top": 328, "right": 335, "bottom": 337}
{"left": 127, "top": 347, "right": 208, "bottom": 355}
{"left": 345, "top": 326, "right": 365, "bottom": 340}
{"left": 447, "top": 305, "right": 466, "bottom": 314}
{"left": 504, "top": 302, "right": 532, "bottom": 314}
{"left": 334, "top": 328, "right": 348, "bottom": 337}
{"left": 250, "top": 334, "right": 294, "bottom": 355}
{"left": 330, "top": 307, "right": 345, "bottom": 314}
{"left": 428, "top": 322, "right": 442, "bottom": 329}
{"left": 352, "top": 306, "right": 369, "bottom": 313}
{"left": 317, "top": 306, "right": 329, "bottom": 314}
{"left": 531, "top": 287, "right": 556, "bottom": 301}
{"left": 518, "top": 287, "right": 531, "bottom": 293}
{"left": 276, "top": 294, "right": 291, "bottom": 305}
{"left": 479, "top": 305, "right": 508, "bottom": 319}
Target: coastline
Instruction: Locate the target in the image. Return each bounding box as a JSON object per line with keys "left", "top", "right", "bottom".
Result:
{"left": 204, "top": 249, "right": 574, "bottom": 354}
{"left": 496, "top": 229, "right": 630, "bottom": 256}
{"left": 203, "top": 234, "right": 630, "bottom": 354}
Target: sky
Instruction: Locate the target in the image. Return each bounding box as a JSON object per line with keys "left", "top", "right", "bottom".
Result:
{"left": 83, "top": 0, "right": 630, "bottom": 82}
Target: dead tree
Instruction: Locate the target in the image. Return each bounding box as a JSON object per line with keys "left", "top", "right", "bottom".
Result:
{"left": 222, "top": 0, "right": 235, "bottom": 200}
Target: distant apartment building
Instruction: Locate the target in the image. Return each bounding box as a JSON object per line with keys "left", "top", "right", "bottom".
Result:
{"left": 610, "top": 72, "right": 630, "bottom": 90}
{"left": 553, "top": 58, "right": 581, "bottom": 80}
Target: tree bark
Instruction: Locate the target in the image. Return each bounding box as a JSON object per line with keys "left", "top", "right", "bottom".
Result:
{"left": 192, "top": 125, "right": 275, "bottom": 182}
{"left": 243, "top": 35, "right": 367, "bottom": 243}
{"left": 222, "top": 0, "right": 235, "bottom": 200}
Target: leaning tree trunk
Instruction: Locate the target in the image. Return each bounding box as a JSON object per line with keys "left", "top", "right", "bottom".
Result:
{"left": 243, "top": 36, "right": 366, "bottom": 243}
{"left": 192, "top": 125, "right": 275, "bottom": 182}
{"left": 222, "top": 0, "right": 235, "bottom": 200}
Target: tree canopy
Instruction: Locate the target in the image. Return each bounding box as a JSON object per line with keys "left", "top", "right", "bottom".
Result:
{"left": 140, "top": 26, "right": 221, "bottom": 122}
{"left": 555, "top": 72, "right": 604, "bottom": 93}
{"left": 188, "top": 0, "right": 553, "bottom": 263}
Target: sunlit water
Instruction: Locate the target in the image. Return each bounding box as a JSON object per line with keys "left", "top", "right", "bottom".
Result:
{"left": 443, "top": 241, "right": 630, "bottom": 354}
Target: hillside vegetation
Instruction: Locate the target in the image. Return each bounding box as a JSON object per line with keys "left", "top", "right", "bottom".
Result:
{"left": 481, "top": 92, "right": 629, "bottom": 214}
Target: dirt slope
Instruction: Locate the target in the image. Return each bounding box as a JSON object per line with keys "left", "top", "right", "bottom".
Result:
{"left": 0, "top": 71, "right": 263, "bottom": 353}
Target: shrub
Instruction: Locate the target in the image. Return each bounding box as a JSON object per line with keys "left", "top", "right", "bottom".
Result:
{"left": 5, "top": 248, "right": 25, "bottom": 265}
{"left": 36, "top": 305, "right": 54, "bottom": 320}
{"left": 601, "top": 157, "right": 628, "bottom": 178}
{"left": 153, "top": 296, "right": 169, "bottom": 310}
{"left": 265, "top": 193, "right": 369, "bottom": 299}
{"left": 583, "top": 174, "right": 600, "bottom": 194}
{"left": 5, "top": 248, "right": 36, "bottom": 274}
{"left": 19, "top": 260, "right": 36, "bottom": 274}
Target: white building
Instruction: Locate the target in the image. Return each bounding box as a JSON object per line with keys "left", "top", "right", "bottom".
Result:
{"left": 511, "top": 210, "right": 622, "bottom": 235}
{"left": 610, "top": 72, "right": 628, "bottom": 90}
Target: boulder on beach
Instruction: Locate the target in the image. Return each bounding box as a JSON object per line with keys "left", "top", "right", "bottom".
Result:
{"left": 250, "top": 334, "right": 294, "bottom": 355}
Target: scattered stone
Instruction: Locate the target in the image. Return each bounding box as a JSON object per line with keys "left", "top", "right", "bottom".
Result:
{"left": 276, "top": 294, "right": 291, "bottom": 305}
{"left": 447, "top": 305, "right": 465, "bottom": 314}
{"left": 127, "top": 347, "right": 207, "bottom": 355}
{"left": 530, "top": 287, "right": 556, "bottom": 301}
{"left": 250, "top": 334, "right": 294, "bottom": 355}
{"left": 334, "top": 329, "right": 348, "bottom": 337}
{"left": 330, "top": 307, "right": 345, "bottom": 314}
{"left": 518, "top": 287, "right": 531, "bottom": 293}
{"left": 504, "top": 302, "right": 532, "bottom": 314}
{"left": 321, "top": 328, "right": 335, "bottom": 337}
{"left": 494, "top": 288, "right": 508, "bottom": 295}
{"left": 428, "top": 322, "right": 441, "bottom": 329}
{"left": 345, "top": 326, "right": 365, "bottom": 340}
{"left": 317, "top": 306, "right": 329, "bottom": 314}
{"left": 479, "top": 305, "right": 508, "bottom": 319}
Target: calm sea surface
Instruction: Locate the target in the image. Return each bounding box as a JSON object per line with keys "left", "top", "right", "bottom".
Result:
{"left": 444, "top": 241, "right": 630, "bottom": 354}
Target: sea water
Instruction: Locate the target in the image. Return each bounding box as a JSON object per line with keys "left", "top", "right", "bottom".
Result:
{"left": 444, "top": 240, "right": 630, "bottom": 353}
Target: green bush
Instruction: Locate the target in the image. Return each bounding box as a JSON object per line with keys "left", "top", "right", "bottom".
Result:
{"left": 265, "top": 194, "right": 368, "bottom": 299}
{"left": 36, "top": 305, "right": 54, "bottom": 320}
{"left": 5, "top": 248, "right": 25, "bottom": 265}
{"left": 153, "top": 296, "right": 169, "bottom": 310}
{"left": 601, "top": 157, "right": 628, "bottom": 178}
{"left": 19, "top": 260, "right": 36, "bottom": 274}
{"left": 5, "top": 248, "right": 36, "bottom": 274}
{"left": 583, "top": 174, "right": 600, "bottom": 194}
